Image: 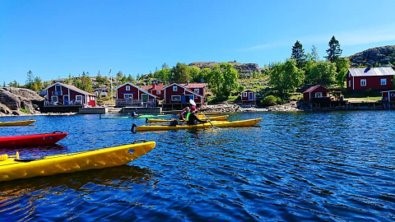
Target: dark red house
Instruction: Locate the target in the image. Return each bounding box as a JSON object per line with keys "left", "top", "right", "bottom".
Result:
{"left": 347, "top": 67, "right": 395, "bottom": 91}
{"left": 141, "top": 82, "right": 165, "bottom": 100}
{"left": 44, "top": 82, "right": 96, "bottom": 107}
{"left": 116, "top": 82, "right": 157, "bottom": 107}
{"left": 303, "top": 85, "right": 328, "bottom": 102}
{"left": 241, "top": 90, "right": 256, "bottom": 104}
{"left": 181, "top": 83, "right": 207, "bottom": 100}
{"left": 163, "top": 83, "right": 203, "bottom": 108}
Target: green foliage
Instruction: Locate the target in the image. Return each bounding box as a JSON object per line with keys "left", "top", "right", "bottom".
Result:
{"left": 291, "top": 40, "right": 306, "bottom": 68}
{"left": 326, "top": 36, "right": 342, "bottom": 62}
{"left": 304, "top": 61, "right": 337, "bottom": 86}
{"left": 261, "top": 95, "right": 281, "bottom": 106}
{"left": 268, "top": 59, "right": 304, "bottom": 98}
{"left": 334, "top": 57, "right": 350, "bottom": 88}
{"left": 8, "top": 80, "right": 20, "bottom": 87}
{"left": 171, "top": 63, "right": 191, "bottom": 83}
{"left": 206, "top": 63, "right": 239, "bottom": 102}
{"left": 24, "top": 70, "right": 44, "bottom": 92}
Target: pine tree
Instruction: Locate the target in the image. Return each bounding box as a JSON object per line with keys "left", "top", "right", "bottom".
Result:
{"left": 326, "top": 36, "right": 343, "bottom": 62}
{"left": 291, "top": 40, "right": 306, "bottom": 68}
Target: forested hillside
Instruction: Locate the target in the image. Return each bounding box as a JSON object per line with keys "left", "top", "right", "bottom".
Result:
{"left": 349, "top": 45, "right": 395, "bottom": 67}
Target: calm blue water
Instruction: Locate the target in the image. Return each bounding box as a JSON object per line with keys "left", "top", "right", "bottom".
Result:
{"left": 0, "top": 111, "right": 394, "bottom": 221}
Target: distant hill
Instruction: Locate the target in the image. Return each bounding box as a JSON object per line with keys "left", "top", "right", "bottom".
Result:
{"left": 349, "top": 45, "right": 395, "bottom": 67}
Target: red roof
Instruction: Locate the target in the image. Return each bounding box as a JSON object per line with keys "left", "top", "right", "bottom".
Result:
{"left": 142, "top": 83, "right": 164, "bottom": 91}
{"left": 303, "top": 85, "right": 326, "bottom": 93}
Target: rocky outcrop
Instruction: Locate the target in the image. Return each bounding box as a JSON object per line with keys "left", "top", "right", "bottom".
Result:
{"left": 0, "top": 87, "right": 44, "bottom": 116}
{"left": 349, "top": 45, "right": 395, "bottom": 67}
{"left": 200, "top": 101, "right": 302, "bottom": 113}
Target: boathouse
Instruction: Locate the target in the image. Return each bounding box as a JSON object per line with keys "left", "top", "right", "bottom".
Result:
{"left": 241, "top": 90, "right": 256, "bottom": 105}
{"left": 44, "top": 82, "right": 96, "bottom": 107}
{"left": 163, "top": 83, "right": 203, "bottom": 110}
{"left": 116, "top": 83, "right": 157, "bottom": 107}
{"left": 303, "top": 85, "right": 328, "bottom": 102}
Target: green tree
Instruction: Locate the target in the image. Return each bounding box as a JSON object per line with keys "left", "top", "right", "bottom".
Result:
{"left": 9, "top": 80, "right": 20, "bottom": 87}
{"left": 326, "top": 36, "right": 342, "bottom": 62}
{"left": 304, "top": 61, "right": 337, "bottom": 86}
{"left": 153, "top": 64, "right": 171, "bottom": 83}
{"left": 334, "top": 57, "right": 350, "bottom": 88}
{"left": 306, "top": 45, "right": 320, "bottom": 61}
{"left": 25, "top": 70, "right": 34, "bottom": 89}
{"left": 291, "top": 40, "right": 306, "bottom": 68}
{"left": 269, "top": 59, "right": 304, "bottom": 97}
{"left": 171, "top": 63, "right": 191, "bottom": 83}
{"left": 206, "top": 63, "right": 239, "bottom": 101}
{"left": 31, "top": 76, "right": 43, "bottom": 92}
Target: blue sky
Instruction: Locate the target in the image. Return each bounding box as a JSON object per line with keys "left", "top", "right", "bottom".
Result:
{"left": 1, "top": 0, "right": 395, "bottom": 85}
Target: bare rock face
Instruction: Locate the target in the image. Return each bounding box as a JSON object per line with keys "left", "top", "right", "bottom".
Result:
{"left": 0, "top": 87, "right": 44, "bottom": 116}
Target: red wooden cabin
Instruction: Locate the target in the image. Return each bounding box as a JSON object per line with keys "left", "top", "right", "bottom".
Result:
{"left": 303, "top": 85, "right": 328, "bottom": 102}
{"left": 116, "top": 82, "right": 157, "bottom": 107}
{"left": 163, "top": 83, "right": 203, "bottom": 108}
{"left": 44, "top": 82, "right": 96, "bottom": 107}
{"left": 347, "top": 67, "right": 395, "bottom": 91}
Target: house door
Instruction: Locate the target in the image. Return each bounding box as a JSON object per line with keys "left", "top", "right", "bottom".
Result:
{"left": 141, "top": 94, "right": 148, "bottom": 102}
{"left": 248, "top": 92, "right": 254, "bottom": 101}
{"left": 63, "top": 95, "right": 69, "bottom": 105}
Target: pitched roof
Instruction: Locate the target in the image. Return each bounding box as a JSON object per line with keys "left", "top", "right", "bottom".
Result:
{"left": 116, "top": 82, "right": 157, "bottom": 98}
{"left": 303, "top": 85, "right": 326, "bottom": 93}
{"left": 45, "top": 82, "right": 95, "bottom": 96}
{"left": 348, "top": 67, "right": 395, "bottom": 77}
{"left": 141, "top": 83, "right": 165, "bottom": 91}
{"left": 163, "top": 83, "right": 203, "bottom": 98}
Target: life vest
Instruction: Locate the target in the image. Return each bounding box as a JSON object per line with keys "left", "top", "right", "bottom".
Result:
{"left": 185, "top": 112, "right": 191, "bottom": 121}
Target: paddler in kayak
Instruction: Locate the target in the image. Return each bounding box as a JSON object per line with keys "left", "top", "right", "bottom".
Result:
{"left": 184, "top": 99, "right": 207, "bottom": 125}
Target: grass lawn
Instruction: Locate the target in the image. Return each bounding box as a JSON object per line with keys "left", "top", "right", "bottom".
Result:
{"left": 345, "top": 96, "right": 382, "bottom": 103}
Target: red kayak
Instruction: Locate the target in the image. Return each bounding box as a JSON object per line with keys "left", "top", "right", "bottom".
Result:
{"left": 0, "top": 131, "right": 68, "bottom": 148}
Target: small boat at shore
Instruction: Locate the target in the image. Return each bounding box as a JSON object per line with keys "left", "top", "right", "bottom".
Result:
{"left": 0, "top": 119, "right": 36, "bottom": 126}
{"left": 146, "top": 115, "right": 229, "bottom": 123}
{"left": 132, "top": 118, "right": 262, "bottom": 133}
{"left": 0, "top": 131, "right": 68, "bottom": 148}
{"left": 0, "top": 141, "right": 156, "bottom": 182}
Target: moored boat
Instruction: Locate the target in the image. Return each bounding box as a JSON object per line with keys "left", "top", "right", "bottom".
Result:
{"left": 132, "top": 118, "right": 262, "bottom": 133}
{"left": 0, "top": 141, "right": 156, "bottom": 182}
{"left": 0, "top": 119, "right": 36, "bottom": 126}
{"left": 0, "top": 131, "right": 68, "bottom": 148}
{"left": 146, "top": 115, "right": 229, "bottom": 123}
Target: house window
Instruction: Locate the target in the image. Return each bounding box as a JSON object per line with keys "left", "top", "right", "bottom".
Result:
{"left": 360, "top": 79, "right": 367, "bottom": 87}
{"left": 126, "top": 85, "right": 131, "bottom": 91}
{"left": 380, "top": 78, "right": 387, "bottom": 86}
{"left": 314, "top": 92, "right": 323, "bottom": 98}
{"left": 194, "top": 89, "right": 200, "bottom": 94}
{"left": 124, "top": 94, "right": 133, "bottom": 99}
{"left": 157, "top": 90, "right": 161, "bottom": 95}
{"left": 242, "top": 92, "right": 247, "bottom": 97}
{"left": 55, "top": 85, "right": 62, "bottom": 96}
{"left": 51, "top": 96, "right": 58, "bottom": 104}
{"left": 348, "top": 80, "right": 351, "bottom": 87}
{"left": 173, "top": 86, "right": 177, "bottom": 92}
{"left": 75, "top": 95, "right": 83, "bottom": 105}
{"left": 171, "top": 95, "right": 181, "bottom": 102}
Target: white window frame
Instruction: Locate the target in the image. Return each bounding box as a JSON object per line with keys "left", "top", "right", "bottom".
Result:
{"left": 314, "top": 92, "right": 323, "bottom": 98}
{"left": 156, "top": 90, "right": 161, "bottom": 95}
{"left": 171, "top": 95, "right": 181, "bottom": 102}
{"left": 242, "top": 92, "right": 247, "bottom": 97}
{"left": 360, "top": 79, "right": 367, "bottom": 87}
{"left": 126, "top": 85, "right": 131, "bottom": 91}
{"left": 75, "top": 95, "right": 83, "bottom": 105}
{"left": 194, "top": 88, "right": 200, "bottom": 94}
{"left": 51, "top": 96, "right": 58, "bottom": 103}
{"left": 380, "top": 78, "right": 387, "bottom": 86}
{"left": 173, "top": 86, "right": 177, "bottom": 92}
{"left": 124, "top": 93, "right": 133, "bottom": 99}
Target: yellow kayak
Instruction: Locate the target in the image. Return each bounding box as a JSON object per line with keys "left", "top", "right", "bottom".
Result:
{"left": 132, "top": 118, "right": 262, "bottom": 132}
{"left": 0, "top": 119, "right": 36, "bottom": 126}
{"left": 0, "top": 141, "right": 156, "bottom": 182}
{"left": 147, "top": 115, "right": 229, "bottom": 123}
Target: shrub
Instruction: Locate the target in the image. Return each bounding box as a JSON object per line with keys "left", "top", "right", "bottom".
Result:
{"left": 261, "top": 95, "right": 281, "bottom": 106}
